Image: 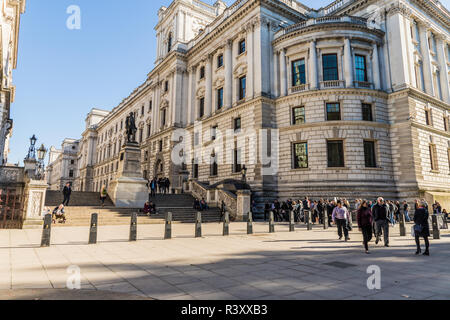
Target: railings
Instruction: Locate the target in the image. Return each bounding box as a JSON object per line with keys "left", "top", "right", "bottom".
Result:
{"left": 320, "top": 80, "right": 345, "bottom": 89}
{"left": 290, "top": 84, "right": 309, "bottom": 93}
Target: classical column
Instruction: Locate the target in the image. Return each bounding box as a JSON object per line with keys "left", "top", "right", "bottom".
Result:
{"left": 272, "top": 50, "right": 279, "bottom": 97}
{"left": 435, "top": 34, "right": 450, "bottom": 103}
{"left": 205, "top": 55, "right": 213, "bottom": 117}
{"left": 404, "top": 17, "right": 417, "bottom": 88}
{"left": 343, "top": 37, "right": 353, "bottom": 88}
{"left": 187, "top": 66, "right": 195, "bottom": 125}
{"left": 279, "top": 49, "right": 287, "bottom": 96}
{"left": 372, "top": 42, "right": 381, "bottom": 90}
{"left": 154, "top": 82, "right": 161, "bottom": 133}
{"left": 418, "top": 21, "right": 434, "bottom": 96}
{"left": 309, "top": 39, "right": 318, "bottom": 90}
{"left": 224, "top": 40, "right": 233, "bottom": 109}
{"left": 247, "top": 23, "right": 254, "bottom": 99}
{"left": 172, "top": 68, "right": 182, "bottom": 126}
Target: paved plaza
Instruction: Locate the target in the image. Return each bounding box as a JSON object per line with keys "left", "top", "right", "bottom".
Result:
{"left": 0, "top": 222, "right": 449, "bottom": 300}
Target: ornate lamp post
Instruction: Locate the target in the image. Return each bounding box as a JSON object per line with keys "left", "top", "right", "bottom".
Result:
{"left": 26, "top": 134, "right": 37, "bottom": 160}
{"left": 36, "top": 144, "right": 47, "bottom": 180}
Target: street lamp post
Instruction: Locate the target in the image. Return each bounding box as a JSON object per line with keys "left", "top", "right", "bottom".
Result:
{"left": 36, "top": 144, "right": 47, "bottom": 180}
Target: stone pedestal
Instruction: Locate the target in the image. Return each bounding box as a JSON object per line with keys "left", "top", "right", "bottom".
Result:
{"left": 22, "top": 178, "right": 48, "bottom": 229}
{"left": 236, "top": 189, "right": 251, "bottom": 222}
{"left": 109, "top": 143, "right": 147, "bottom": 208}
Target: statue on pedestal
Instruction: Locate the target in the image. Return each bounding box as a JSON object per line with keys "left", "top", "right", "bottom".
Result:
{"left": 125, "top": 112, "right": 137, "bottom": 144}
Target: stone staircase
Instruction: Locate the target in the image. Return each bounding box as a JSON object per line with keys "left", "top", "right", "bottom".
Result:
{"left": 46, "top": 193, "right": 222, "bottom": 227}
{"left": 45, "top": 191, "right": 114, "bottom": 207}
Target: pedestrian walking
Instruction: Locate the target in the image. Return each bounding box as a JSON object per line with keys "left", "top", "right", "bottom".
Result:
{"left": 100, "top": 186, "right": 108, "bottom": 207}
{"left": 62, "top": 182, "right": 72, "bottom": 206}
{"left": 373, "top": 197, "right": 390, "bottom": 247}
{"left": 403, "top": 201, "right": 411, "bottom": 222}
{"left": 414, "top": 200, "right": 430, "bottom": 256}
{"left": 357, "top": 200, "right": 373, "bottom": 254}
{"left": 332, "top": 200, "right": 351, "bottom": 241}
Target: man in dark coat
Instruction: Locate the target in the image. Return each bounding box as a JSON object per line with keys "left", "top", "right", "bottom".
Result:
{"left": 372, "top": 197, "right": 390, "bottom": 247}
{"left": 62, "top": 183, "right": 72, "bottom": 206}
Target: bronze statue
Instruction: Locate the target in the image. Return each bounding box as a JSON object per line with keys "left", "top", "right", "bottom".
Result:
{"left": 125, "top": 112, "right": 137, "bottom": 143}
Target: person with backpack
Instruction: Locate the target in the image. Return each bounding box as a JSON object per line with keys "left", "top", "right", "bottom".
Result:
{"left": 372, "top": 197, "right": 390, "bottom": 247}
{"left": 332, "top": 200, "right": 351, "bottom": 241}
{"left": 357, "top": 200, "right": 373, "bottom": 254}
{"left": 414, "top": 200, "right": 430, "bottom": 256}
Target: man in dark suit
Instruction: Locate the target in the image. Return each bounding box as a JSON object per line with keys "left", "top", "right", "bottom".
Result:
{"left": 62, "top": 183, "right": 72, "bottom": 206}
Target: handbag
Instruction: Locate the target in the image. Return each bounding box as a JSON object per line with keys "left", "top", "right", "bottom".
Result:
{"left": 413, "top": 224, "right": 423, "bottom": 234}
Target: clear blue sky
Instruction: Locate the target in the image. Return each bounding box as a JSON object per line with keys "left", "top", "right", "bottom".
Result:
{"left": 7, "top": 0, "right": 373, "bottom": 165}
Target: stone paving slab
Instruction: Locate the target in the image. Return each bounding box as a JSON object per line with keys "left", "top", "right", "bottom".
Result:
{"left": 0, "top": 222, "right": 449, "bottom": 300}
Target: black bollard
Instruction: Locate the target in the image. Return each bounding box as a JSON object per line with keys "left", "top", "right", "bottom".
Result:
{"left": 223, "top": 211, "right": 230, "bottom": 236}
{"left": 269, "top": 211, "right": 275, "bottom": 233}
{"left": 89, "top": 213, "right": 98, "bottom": 244}
{"left": 323, "top": 210, "right": 329, "bottom": 230}
{"left": 129, "top": 212, "right": 137, "bottom": 242}
{"left": 195, "top": 212, "right": 202, "bottom": 238}
{"left": 247, "top": 212, "right": 253, "bottom": 235}
{"left": 40, "top": 214, "right": 52, "bottom": 247}
{"left": 289, "top": 211, "right": 295, "bottom": 232}
{"left": 164, "top": 212, "right": 172, "bottom": 240}
{"left": 305, "top": 210, "right": 312, "bottom": 230}
{"left": 399, "top": 212, "right": 406, "bottom": 237}
{"left": 432, "top": 215, "right": 440, "bottom": 240}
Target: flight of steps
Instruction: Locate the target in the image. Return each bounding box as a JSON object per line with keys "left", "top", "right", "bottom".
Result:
{"left": 46, "top": 193, "right": 222, "bottom": 227}
{"left": 45, "top": 191, "right": 114, "bottom": 207}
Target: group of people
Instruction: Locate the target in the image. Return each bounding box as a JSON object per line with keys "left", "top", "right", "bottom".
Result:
{"left": 263, "top": 196, "right": 446, "bottom": 256}
{"left": 147, "top": 177, "right": 171, "bottom": 196}
{"left": 193, "top": 198, "right": 209, "bottom": 211}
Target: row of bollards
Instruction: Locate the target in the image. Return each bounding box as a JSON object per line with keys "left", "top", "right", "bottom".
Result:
{"left": 40, "top": 210, "right": 443, "bottom": 247}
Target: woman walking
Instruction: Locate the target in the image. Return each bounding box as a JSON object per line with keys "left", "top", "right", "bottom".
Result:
{"left": 100, "top": 186, "right": 108, "bottom": 207}
{"left": 414, "top": 200, "right": 430, "bottom": 256}
{"left": 357, "top": 200, "right": 373, "bottom": 254}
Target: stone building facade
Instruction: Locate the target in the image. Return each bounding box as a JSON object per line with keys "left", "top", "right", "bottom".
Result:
{"left": 67, "top": 0, "right": 449, "bottom": 209}
{"left": 46, "top": 139, "right": 79, "bottom": 190}
{"left": 0, "top": 0, "right": 26, "bottom": 165}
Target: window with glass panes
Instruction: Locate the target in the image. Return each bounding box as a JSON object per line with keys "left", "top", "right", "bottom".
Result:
{"left": 210, "top": 153, "right": 218, "bottom": 176}
{"left": 199, "top": 97, "right": 205, "bottom": 118}
{"left": 327, "top": 140, "right": 345, "bottom": 167}
{"left": 238, "top": 39, "right": 246, "bottom": 54}
{"left": 234, "top": 149, "right": 242, "bottom": 173}
{"left": 362, "top": 104, "right": 373, "bottom": 121}
{"left": 429, "top": 144, "right": 438, "bottom": 171}
{"left": 217, "top": 54, "right": 223, "bottom": 68}
{"left": 192, "top": 159, "right": 199, "bottom": 178}
{"left": 211, "top": 126, "right": 218, "bottom": 140}
{"left": 322, "top": 54, "right": 338, "bottom": 81}
{"left": 217, "top": 88, "right": 223, "bottom": 109}
{"left": 292, "top": 59, "right": 306, "bottom": 86}
{"left": 355, "top": 55, "right": 367, "bottom": 82}
{"left": 364, "top": 140, "right": 377, "bottom": 168}
{"left": 293, "top": 142, "right": 308, "bottom": 169}
{"left": 234, "top": 117, "right": 241, "bottom": 132}
{"left": 326, "top": 103, "right": 341, "bottom": 121}
{"left": 292, "top": 106, "right": 305, "bottom": 125}
{"left": 200, "top": 66, "right": 205, "bottom": 79}
{"left": 239, "top": 76, "right": 246, "bottom": 100}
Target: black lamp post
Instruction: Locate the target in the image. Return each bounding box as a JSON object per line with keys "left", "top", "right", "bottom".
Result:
{"left": 26, "top": 134, "right": 38, "bottom": 160}
{"left": 36, "top": 144, "right": 47, "bottom": 180}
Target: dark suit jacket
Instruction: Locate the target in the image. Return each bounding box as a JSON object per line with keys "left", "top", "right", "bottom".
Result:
{"left": 63, "top": 186, "right": 72, "bottom": 196}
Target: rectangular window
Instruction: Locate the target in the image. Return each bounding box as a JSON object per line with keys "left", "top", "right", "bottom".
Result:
{"left": 159, "top": 140, "right": 163, "bottom": 152}
{"left": 211, "top": 126, "right": 217, "bottom": 141}
{"left": 194, "top": 132, "right": 200, "bottom": 146}
{"left": 234, "top": 117, "right": 241, "bottom": 132}
{"left": 293, "top": 142, "right": 308, "bottom": 169}
{"left": 149, "top": 100, "right": 153, "bottom": 112}
{"left": 161, "top": 108, "right": 166, "bottom": 126}
{"left": 362, "top": 103, "right": 373, "bottom": 121}
{"left": 217, "top": 88, "right": 224, "bottom": 109}
{"left": 147, "top": 124, "right": 151, "bottom": 137}
{"left": 210, "top": 157, "right": 218, "bottom": 176}
{"left": 292, "top": 59, "right": 306, "bottom": 86}
{"left": 234, "top": 149, "right": 242, "bottom": 173}
{"left": 364, "top": 140, "right": 377, "bottom": 168}
{"left": 292, "top": 106, "right": 305, "bottom": 125}
{"left": 69, "top": 170, "right": 74, "bottom": 178}
{"left": 355, "top": 55, "right": 367, "bottom": 82}
{"left": 322, "top": 54, "right": 338, "bottom": 81}
{"left": 139, "top": 128, "right": 143, "bottom": 143}
{"left": 217, "top": 54, "right": 223, "bottom": 68}
{"left": 429, "top": 144, "right": 438, "bottom": 171}
{"left": 239, "top": 76, "right": 246, "bottom": 100}
{"left": 199, "top": 97, "right": 205, "bottom": 118}
{"left": 326, "top": 103, "right": 341, "bottom": 121}
{"left": 444, "top": 117, "right": 448, "bottom": 132}
{"left": 200, "top": 66, "right": 205, "bottom": 79}
{"left": 327, "top": 140, "right": 345, "bottom": 168}
{"left": 164, "top": 81, "right": 169, "bottom": 92}
{"left": 239, "top": 39, "right": 246, "bottom": 54}
{"left": 141, "top": 105, "right": 145, "bottom": 116}
{"left": 193, "top": 159, "right": 199, "bottom": 179}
